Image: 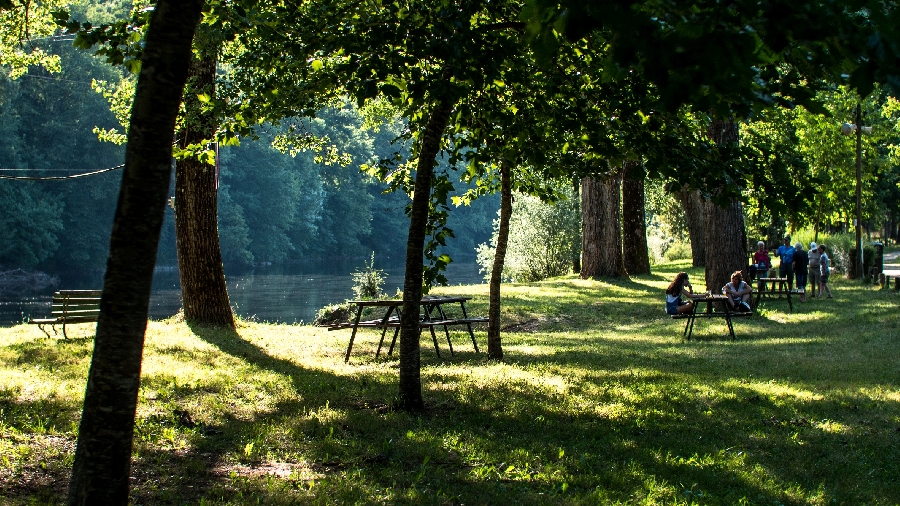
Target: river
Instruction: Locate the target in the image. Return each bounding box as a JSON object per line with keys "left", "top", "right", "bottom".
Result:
{"left": 0, "top": 260, "right": 486, "bottom": 327}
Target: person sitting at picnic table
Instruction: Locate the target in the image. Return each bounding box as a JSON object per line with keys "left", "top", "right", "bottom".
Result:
{"left": 665, "top": 272, "right": 704, "bottom": 315}
{"left": 793, "top": 242, "right": 809, "bottom": 302}
{"left": 749, "top": 240, "right": 771, "bottom": 281}
{"left": 723, "top": 270, "right": 753, "bottom": 312}
{"left": 818, "top": 244, "right": 834, "bottom": 299}
{"left": 774, "top": 236, "right": 795, "bottom": 290}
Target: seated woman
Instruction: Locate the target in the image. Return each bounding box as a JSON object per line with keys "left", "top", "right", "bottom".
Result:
{"left": 723, "top": 270, "right": 753, "bottom": 312}
{"left": 749, "top": 241, "right": 771, "bottom": 281}
{"left": 665, "top": 272, "right": 703, "bottom": 315}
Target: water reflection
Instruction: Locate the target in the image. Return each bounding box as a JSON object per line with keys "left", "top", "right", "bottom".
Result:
{"left": 1, "top": 260, "right": 485, "bottom": 327}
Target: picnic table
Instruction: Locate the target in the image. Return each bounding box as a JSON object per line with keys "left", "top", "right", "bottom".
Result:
{"left": 673, "top": 294, "right": 748, "bottom": 340}
{"left": 326, "top": 296, "right": 488, "bottom": 362}
{"left": 755, "top": 277, "right": 794, "bottom": 312}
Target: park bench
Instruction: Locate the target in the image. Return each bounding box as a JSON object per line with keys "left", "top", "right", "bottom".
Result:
{"left": 29, "top": 290, "right": 102, "bottom": 339}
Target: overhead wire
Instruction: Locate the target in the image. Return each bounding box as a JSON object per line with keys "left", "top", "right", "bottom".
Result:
{"left": 0, "top": 164, "right": 124, "bottom": 180}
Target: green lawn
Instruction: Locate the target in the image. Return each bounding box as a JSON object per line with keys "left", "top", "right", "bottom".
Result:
{"left": 1, "top": 260, "right": 899, "bottom": 505}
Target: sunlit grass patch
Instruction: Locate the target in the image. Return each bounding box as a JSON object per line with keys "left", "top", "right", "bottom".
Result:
{"left": 2, "top": 262, "right": 900, "bottom": 504}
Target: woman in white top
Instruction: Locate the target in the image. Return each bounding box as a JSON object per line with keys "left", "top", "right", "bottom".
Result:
{"left": 723, "top": 270, "right": 753, "bottom": 312}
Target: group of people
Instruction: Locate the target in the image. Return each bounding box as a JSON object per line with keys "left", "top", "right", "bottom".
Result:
{"left": 664, "top": 235, "right": 834, "bottom": 316}
{"left": 772, "top": 236, "right": 833, "bottom": 302}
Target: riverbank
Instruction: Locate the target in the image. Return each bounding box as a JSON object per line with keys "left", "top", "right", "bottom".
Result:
{"left": 2, "top": 261, "right": 898, "bottom": 504}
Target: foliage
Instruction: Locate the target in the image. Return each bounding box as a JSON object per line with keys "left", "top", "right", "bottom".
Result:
{"left": 312, "top": 301, "right": 353, "bottom": 326}
{"left": 2, "top": 260, "right": 900, "bottom": 503}
{"left": 662, "top": 242, "right": 692, "bottom": 263}
{"left": 476, "top": 186, "right": 579, "bottom": 283}
{"left": 0, "top": 0, "right": 65, "bottom": 78}
{"left": 350, "top": 252, "right": 386, "bottom": 300}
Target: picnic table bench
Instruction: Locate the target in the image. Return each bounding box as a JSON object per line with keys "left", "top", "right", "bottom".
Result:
{"left": 754, "top": 277, "right": 795, "bottom": 312}
{"left": 879, "top": 268, "right": 900, "bottom": 290}
{"left": 326, "top": 296, "right": 488, "bottom": 362}
{"left": 671, "top": 294, "right": 750, "bottom": 340}
{"left": 29, "top": 290, "right": 102, "bottom": 338}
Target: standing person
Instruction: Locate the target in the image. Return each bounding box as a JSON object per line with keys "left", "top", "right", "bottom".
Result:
{"left": 818, "top": 244, "right": 834, "bottom": 298}
{"left": 723, "top": 270, "right": 753, "bottom": 312}
{"left": 807, "top": 241, "right": 821, "bottom": 298}
{"left": 749, "top": 241, "right": 771, "bottom": 281}
{"left": 665, "top": 272, "right": 703, "bottom": 315}
{"left": 774, "top": 236, "right": 795, "bottom": 290}
{"left": 793, "top": 242, "right": 809, "bottom": 302}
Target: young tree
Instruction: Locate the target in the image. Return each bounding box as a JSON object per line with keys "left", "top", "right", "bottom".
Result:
{"left": 67, "top": 1, "right": 204, "bottom": 503}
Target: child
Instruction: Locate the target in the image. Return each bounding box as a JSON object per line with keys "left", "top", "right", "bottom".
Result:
{"left": 818, "top": 244, "right": 834, "bottom": 298}
{"left": 723, "top": 270, "right": 753, "bottom": 312}
{"left": 665, "top": 272, "right": 702, "bottom": 315}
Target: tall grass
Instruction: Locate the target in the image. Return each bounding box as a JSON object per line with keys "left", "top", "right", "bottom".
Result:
{"left": 1, "top": 259, "right": 899, "bottom": 504}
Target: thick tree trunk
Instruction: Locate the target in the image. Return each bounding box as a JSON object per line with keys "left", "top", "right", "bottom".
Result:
{"left": 67, "top": 2, "right": 203, "bottom": 504}
{"left": 703, "top": 118, "right": 747, "bottom": 293}
{"left": 175, "top": 50, "right": 235, "bottom": 328}
{"left": 398, "top": 99, "right": 453, "bottom": 411}
{"left": 580, "top": 171, "right": 627, "bottom": 278}
{"left": 677, "top": 189, "right": 706, "bottom": 267}
{"left": 703, "top": 198, "right": 747, "bottom": 293}
{"left": 622, "top": 160, "right": 650, "bottom": 275}
{"left": 487, "top": 160, "right": 511, "bottom": 361}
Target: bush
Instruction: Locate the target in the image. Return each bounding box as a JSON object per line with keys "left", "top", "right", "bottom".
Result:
{"left": 351, "top": 253, "right": 386, "bottom": 300}
{"left": 313, "top": 302, "right": 353, "bottom": 326}
{"left": 663, "top": 242, "right": 693, "bottom": 262}
{"left": 476, "top": 189, "right": 580, "bottom": 283}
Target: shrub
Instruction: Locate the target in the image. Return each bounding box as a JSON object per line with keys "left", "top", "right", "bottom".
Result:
{"left": 663, "top": 242, "right": 693, "bottom": 262}
{"left": 351, "top": 253, "right": 386, "bottom": 300}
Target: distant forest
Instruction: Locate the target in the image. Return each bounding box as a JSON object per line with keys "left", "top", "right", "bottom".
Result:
{"left": 0, "top": 31, "right": 497, "bottom": 276}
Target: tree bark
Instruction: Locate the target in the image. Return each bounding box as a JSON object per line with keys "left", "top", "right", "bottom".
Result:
{"left": 703, "top": 118, "right": 747, "bottom": 293}
{"left": 580, "top": 171, "right": 627, "bottom": 279}
{"left": 571, "top": 176, "right": 580, "bottom": 274}
{"left": 677, "top": 189, "right": 706, "bottom": 267}
{"left": 398, "top": 99, "right": 453, "bottom": 411}
{"left": 67, "top": 1, "right": 203, "bottom": 504}
{"left": 487, "top": 160, "right": 511, "bottom": 361}
{"left": 175, "top": 48, "right": 235, "bottom": 328}
{"left": 621, "top": 160, "right": 650, "bottom": 275}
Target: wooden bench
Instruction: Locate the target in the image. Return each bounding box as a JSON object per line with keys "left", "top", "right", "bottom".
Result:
{"left": 29, "top": 290, "right": 102, "bottom": 338}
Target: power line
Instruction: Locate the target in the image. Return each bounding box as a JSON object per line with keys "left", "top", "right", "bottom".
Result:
{"left": 0, "top": 164, "right": 124, "bottom": 180}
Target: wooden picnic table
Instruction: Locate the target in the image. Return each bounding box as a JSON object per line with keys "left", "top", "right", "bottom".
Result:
{"left": 327, "top": 296, "right": 488, "bottom": 362}
{"left": 755, "top": 277, "right": 794, "bottom": 312}
{"left": 672, "top": 294, "right": 748, "bottom": 340}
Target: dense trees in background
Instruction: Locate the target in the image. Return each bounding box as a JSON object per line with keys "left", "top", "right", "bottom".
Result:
{"left": 0, "top": 53, "right": 495, "bottom": 278}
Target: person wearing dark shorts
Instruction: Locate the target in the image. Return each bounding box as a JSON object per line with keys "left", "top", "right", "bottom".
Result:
{"left": 793, "top": 242, "right": 808, "bottom": 302}
{"left": 774, "top": 236, "right": 795, "bottom": 291}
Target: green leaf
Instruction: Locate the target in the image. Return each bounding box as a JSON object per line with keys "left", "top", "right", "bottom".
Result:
{"left": 311, "top": 59, "right": 324, "bottom": 71}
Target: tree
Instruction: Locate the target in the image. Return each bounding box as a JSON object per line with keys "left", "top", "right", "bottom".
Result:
{"left": 581, "top": 168, "right": 627, "bottom": 278}
{"left": 67, "top": 1, "right": 204, "bottom": 503}
{"left": 174, "top": 30, "right": 234, "bottom": 328}
{"left": 622, "top": 160, "right": 651, "bottom": 275}
{"left": 703, "top": 118, "right": 748, "bottom": 293}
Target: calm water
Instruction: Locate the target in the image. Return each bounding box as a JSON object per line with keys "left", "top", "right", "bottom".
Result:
{"left": 0, "top": 260, "right": 485, "bottom": 327}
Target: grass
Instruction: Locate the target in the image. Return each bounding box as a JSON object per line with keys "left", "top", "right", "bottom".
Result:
{"left": 1, "top": 259, "right": 899, "bottom": 505}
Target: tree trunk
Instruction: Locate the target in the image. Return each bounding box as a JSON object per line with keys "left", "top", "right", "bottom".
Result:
{"left": 487, "top": 160, "right": 511, "bottom": 361}
{"left": 571, "top": 176, "right": 581, "bottom": 274}
{"left": 622, "top": 160, "right": 650, "bottom": 275}
{"left": 398, "top": 99, "right": 453, "bottom": 411}
{"left": 175, "top": 49, "right": 235, "bottom": 328}
{"left": 677, "top": 189, "right": 706, "bottom": 267}
{"left": 580, "top": 170, "right": 627, "bottom": 278}
{"left": 703, "top": 118, "right": 747, "bottom": 293}
{"left": 67, "top": 1, "right": 203, "bottom": 504}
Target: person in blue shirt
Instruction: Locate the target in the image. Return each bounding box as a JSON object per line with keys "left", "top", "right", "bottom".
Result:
{"left": 774, "top": 236, "right": 795, "bottom": 290}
